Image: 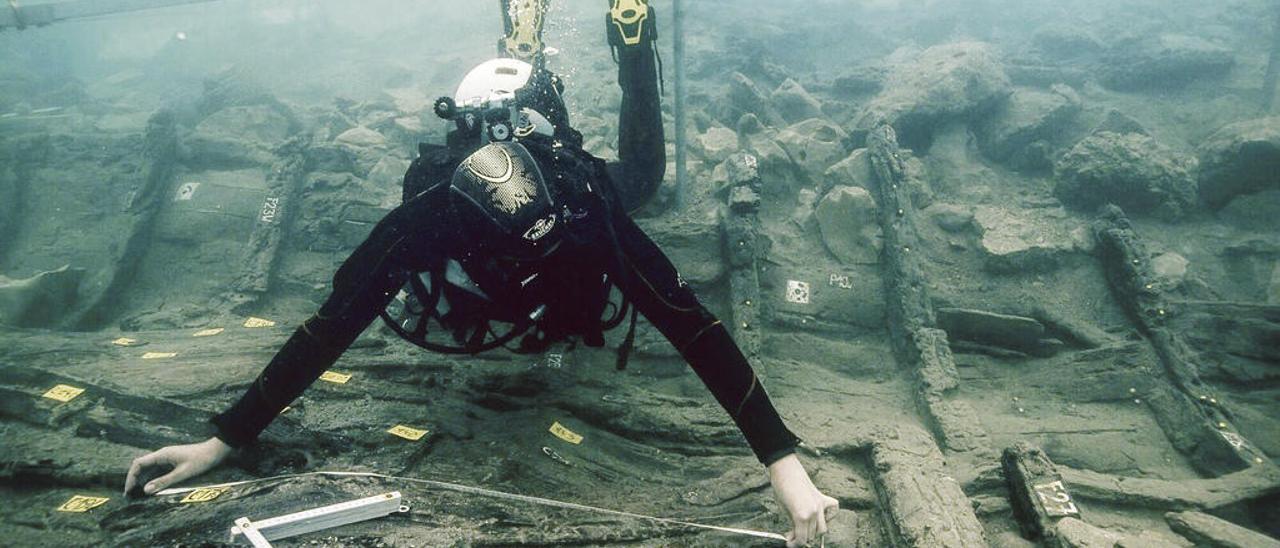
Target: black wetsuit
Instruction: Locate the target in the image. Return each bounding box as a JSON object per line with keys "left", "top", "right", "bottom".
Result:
{"left": 212, "top": 43, "right": 800, "bottom": 466}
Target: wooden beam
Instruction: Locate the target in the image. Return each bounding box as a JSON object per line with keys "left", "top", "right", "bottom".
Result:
{"left": 1, "top": 0, "right": 217, "bottom": 30}
{"left": 1166, "top": 511, "right": 1280, "bottom": 548}
{"left": 1059, "top": 463, "right": 1280, "bottom": 511}
{"left": 1003, "top": 442, "right": 1084, "bottom": 542}
{"left": 1093, "top": 205, "right": 1267, "bottom": 475}
{"left": 721, "top": 154, "right": 764, "bottom": 364}
{"left": 866, "top": 124, "right": 992, "bottom": 456}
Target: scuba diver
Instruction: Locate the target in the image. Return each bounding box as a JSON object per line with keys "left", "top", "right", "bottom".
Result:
{"left": 124, "top": 2, "right": 838, "bottom": 545}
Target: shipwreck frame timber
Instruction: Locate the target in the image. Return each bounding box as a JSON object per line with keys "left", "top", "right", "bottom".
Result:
{"left": 721, "top": 153, "right": 765, "bottom": 365}
{"left": 1093, "top": 205, "right": 1269, "bottom": 475}
{"left": 865, "top": 124, "right": 993, "bottom": 457}
{"left": 217, "top": 137, "right": 310, "bottom": 314}
{"left": 70, "top": 110, "right": 180, "bottom": 330}
{"left": 0, "top": 0, "right": 218, "bottom": 31}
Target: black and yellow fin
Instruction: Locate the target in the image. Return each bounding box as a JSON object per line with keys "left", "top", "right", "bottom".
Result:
{"left": 500, "top": 0, "right": 550, "bottom": 64}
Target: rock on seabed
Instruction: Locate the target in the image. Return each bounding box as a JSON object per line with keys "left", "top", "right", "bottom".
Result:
{"left": 1055, "top": 132, "right": 1198, "bottom": 220}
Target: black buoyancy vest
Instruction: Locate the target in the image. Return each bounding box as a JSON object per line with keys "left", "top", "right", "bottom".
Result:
{"left": 392, "top": 133, "right": 632, "bottom": 357}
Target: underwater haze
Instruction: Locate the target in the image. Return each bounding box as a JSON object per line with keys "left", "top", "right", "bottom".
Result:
{"left": 2, "top": 0, "right": 1279, "bottom": 546}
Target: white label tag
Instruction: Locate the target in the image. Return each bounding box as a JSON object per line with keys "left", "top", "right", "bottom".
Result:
{"left": 786, "top": 280, "right": 811, "bottom": 304}
{"left": 1033, "top": 480, "right": 1080, "bottom": 517}
{"left": 175, "top": 182, "right": 200, "bottom": 201}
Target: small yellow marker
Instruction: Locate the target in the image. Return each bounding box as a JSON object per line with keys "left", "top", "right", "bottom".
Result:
{"left": 549, "top": 421, "right": 583, "bottom": 445}
{"left": 112, "top": 337, "right": 139, "bottom": 347}
{"left": 319, "top": 371, "right": 352, "bottom": 384}
{"left": 42, "top": 384, "right": 85, "bottom": 403}
{"left": 193, "top": 328, "right": 225, "bottom": 338}
{"left": 180, "top": 487, "right": 229, "bottom": 504}
{"left": 387, "top": 425, "right": 429, "bottom": 441}
{"left": 57, "top": 495, "right": 110, "bottom": 513}
{"left": 243, "top": 317, "right": 276, "bottom": 328}
{"left": 142, "top": 352, "right": 178, "bottom": 360}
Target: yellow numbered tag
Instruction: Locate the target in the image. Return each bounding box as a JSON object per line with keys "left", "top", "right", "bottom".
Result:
{"left": 192, "top": 328, "right": 224, "bottom": 337}
{"left": 142, "top": 352, "right": 177, "bottom": 360}
{"left": 42, "top": 384, "right": 85, "bottom": 403}
{"left": 112, "top": 337, "right": 139, "bottom": 347}
{"left": 319, "top": 371, "right": 352, "bottom": 384}
{"left": 387, "top": 425, "right": 428, "bottom": 441}
{"left": 180, "top": 487, "right": 229, "bottom": 504}
{"left": 549, "top": 421, "right": 583, "bottom": 445}
{"left": 57, "top": 495, "right": 110, "bottom": 513}
{"left": 243, "top": 317, "right": 276, "bottom": 328}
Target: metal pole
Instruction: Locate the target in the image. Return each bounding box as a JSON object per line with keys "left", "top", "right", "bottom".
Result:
{"left": 673, "top": 0, "right": 688, "bottom": 211}
{"left": 1265, "top": 0, "right": 1280, "bottom": 113}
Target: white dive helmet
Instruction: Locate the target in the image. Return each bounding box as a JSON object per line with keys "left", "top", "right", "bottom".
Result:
{"left": 453, "top": 58, "right": 556, "bottom": 139}
{"left": 454, "top": 58, "right": 532, "bottom": 108}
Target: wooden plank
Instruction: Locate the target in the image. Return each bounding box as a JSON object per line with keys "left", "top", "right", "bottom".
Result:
{"left": 2, "top": 0, "right": 216, "bottom": 30}
{"left": 219, "top": 139, "right": 308, "bottom": 313}
{"left": 866, "top": 124, "right": 991, "bottom": 456}
{"left": 1166, "top": 511, "right": 1280, "bottom": 548}
{"left": 722, "top": 153, "right": 764, "bottom": 363}
{"left": 1002, "top": 442, "right": 1083, "bottom": 541}
{"left": 1093, "top": 205, "right": 1265, "bottom": 475}
{"left": 1059, "top": 463, "right": 1280, "bottom": 512}
{"left": 869, "top": 427, "right": 989, "bottom": 547}
{"left": 70, "top": 111, "right": 180, "bottom": 329}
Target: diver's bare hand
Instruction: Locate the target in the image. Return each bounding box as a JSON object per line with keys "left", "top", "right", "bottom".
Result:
{"left": 769, "top": 453, "right": 840, "bottom": 547}
{"left": 124, "top": 437, "right": 232, "bottom": 497}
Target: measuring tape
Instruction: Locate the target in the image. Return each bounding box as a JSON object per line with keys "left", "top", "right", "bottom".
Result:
{"left": 158, "top": 470, "right": 787, "bottom": 542}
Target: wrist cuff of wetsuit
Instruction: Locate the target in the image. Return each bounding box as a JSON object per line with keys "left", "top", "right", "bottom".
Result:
{"left": 209, "top": 383, "right": 273, "bottom": 449}
{"left": 760, "top": 445, "right": 799, "bottom": 467}
{"left": 723, "top": 372, "right": 801, "bottom": 464}
{"left": 210, "top": 419, "right": 248, "bottom": 449}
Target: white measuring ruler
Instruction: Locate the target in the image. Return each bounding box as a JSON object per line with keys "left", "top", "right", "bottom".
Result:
{"left": 229, "top": 491, "right": 407, "bottom": 546}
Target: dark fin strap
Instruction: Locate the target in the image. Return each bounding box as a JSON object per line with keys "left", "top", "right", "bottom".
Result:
{"left": 615, "top": 306, "right": 639, "bottom": 371}
{"left": 654, "top": 47, "right": 666, "bottom": 96}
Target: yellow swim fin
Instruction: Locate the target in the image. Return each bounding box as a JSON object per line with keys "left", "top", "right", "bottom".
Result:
{"left": 500, "top": 0, "right": 550, "bottom": 63}
{"left": 607, "top": 0, "right": 655, "bottom": 48}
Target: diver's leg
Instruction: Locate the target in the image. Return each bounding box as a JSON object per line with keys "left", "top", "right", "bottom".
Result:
{"left": 607, "top": 0, "right": 666, "bottom": 213}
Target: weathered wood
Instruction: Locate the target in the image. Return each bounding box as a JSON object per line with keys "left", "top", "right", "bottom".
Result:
{"left": 71, "top": 110, "right": 180, "bottom": 329}
{"left": 1265, "top": 0, "right": 1280, "bottom": 113}
{"left": 0, "top": 365, "right": 351, "bottom": 455}
{"left": 0, "top": 0, "right": 217, "bottom": 30}
{"left": 1003, "top": 442, "right": 1084, "bottom": 543}
{"left": 1093, "top": 205, "right": 1265, "bottom": 475}
{"left": 722, "top": 153, "right": 764, "bottom": 363}
{"left": 1166, "top": 511, "right": 1280, "bottom": 548}
{"left": 1059, "top": 463, "right": 1280, "bottom": 511}
{"left": 219, "top": 137, "right": 309, "bottom": 314}
{"left": 866, "top": 427, "right": 989, "bottom": 547}
{"left": 0, "top": 137, "right": 33, "bottom": 265}
{"left": 866, "top": 124, "right": 991, "bottom": 455}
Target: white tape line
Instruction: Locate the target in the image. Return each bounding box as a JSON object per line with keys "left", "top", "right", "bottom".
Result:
{"left": 160, "top": 471, "right": 786, "bottom": 542}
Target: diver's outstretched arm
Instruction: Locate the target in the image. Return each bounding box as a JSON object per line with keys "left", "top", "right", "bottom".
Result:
{"left": 609, "top": 212, "right": 796, "bottom": 464}
{"left": 605, "top": 0, "right": 666, "bottom": 212}
{"left": 125, "top": 192, "right": 450, "bottom": 496}
{"left": 609, "top": 211, "right": 839, "bottom": 547}
{"left": 209, "top": 194, "right": 446, "bottom": 447}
